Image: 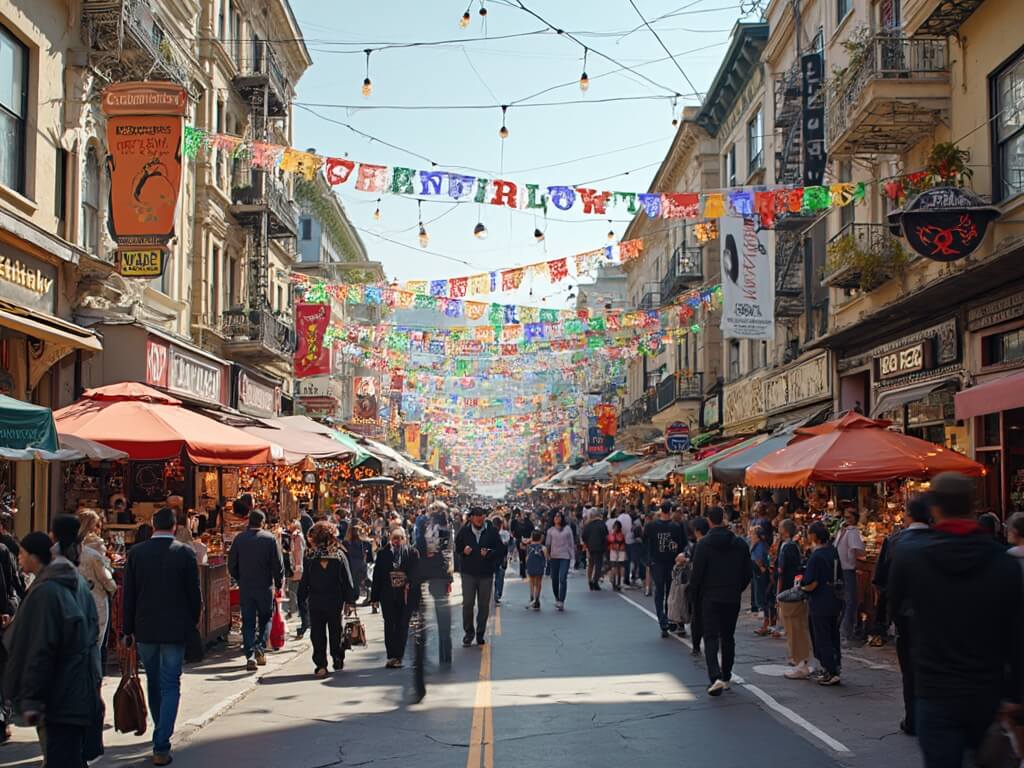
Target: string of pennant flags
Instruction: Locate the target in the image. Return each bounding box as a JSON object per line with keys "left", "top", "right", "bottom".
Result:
{"left": 183, "top": 126, "right": 866, "bottom": 225}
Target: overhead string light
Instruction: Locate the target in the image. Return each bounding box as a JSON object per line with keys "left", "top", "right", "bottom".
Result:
{"left": 417, "top": 200, "right": 428, "bottom": 248}
{"left": 372, "top": 198, "right": 382, "bottom": 221}
{"left": 479, "top": 0, "right": 487, "bottom": 18}
{"left": 473, "top": 206, "right": 488, "bottom": 239}
{"left": 361, "top": 49, "right": 373, "bottom": 97}
{"left": 459, "top": 3, "right": 472, "bottom": 28}
{"left": 670, "top": 95, "right": 679, "bottom": 127}
{"left": 579, "top": 48, "right": 590, "bottom": 93}
{"left": 498, "top": 105, "right": 509, "bottom": 139}
{"left": 606, "top": 220, "right": 615, "bottom": 242}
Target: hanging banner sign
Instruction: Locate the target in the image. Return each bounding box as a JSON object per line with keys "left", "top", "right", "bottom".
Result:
{"left": 586, "top": 426, "right": 614, "bottom": 460}
{"left": 719, "top": 216, "right": 774, "bottom": 339}
{"left": 891, "top": 187, "right": 999, "bottom": 262}
{"left": 294, "top": 302, "right": 331, "bottom": 378}
{"left": 100, "top": 82, "right": 187, "bottom": 276}
{"left": 801, "top": 51, "right": 827, "bottom": 187}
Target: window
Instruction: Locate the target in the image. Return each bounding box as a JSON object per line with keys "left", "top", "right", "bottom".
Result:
{"left": 221, "top": 249, "right": 233, "bottom": 311}
{"left": 0, "top": 26, "right": 28, "bottom": 193}
{"left": 81, "top": 146, "right": 100, "bottom": 255}
{"left": 725, "top": 145, "right": 737, "bottom": 187}
{"left": 275, "top": 284, "right": 283, "bottom": 312}
{"left": 300, "top": 217, "right": 312, "bottom": 240}
{"left": 232, "top": 13, "right": 242, "bottom": 65}
{"left": 837, "top": 0, "right": 852, "bottom": 22}
{"left": 747, "top": 109, "right": 763, "bottom": 173}
{"left": 217, "top": 0, "right": 226, "bottom": 40}
{"left": 210, "top": 245, "right": 220, "bottom": 316}
{"left": 839, "top": 161, "right": 855, "bottom": 228}
{"left": 994, "top": 51, "right": 1024, "bottom": 201}
{"left": 55, "top": 148, "right": 68, "bottom": 239}
{"left": 729, "top": 339, "right": 741, "bottom": 380}
{"left": 983, "top": 327, "right": 1024, "bottom": 366}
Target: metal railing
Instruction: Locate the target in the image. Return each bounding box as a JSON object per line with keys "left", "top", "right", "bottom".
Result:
{"left": 221, "top": 307, "right": 295, "bottom": 356}
{"left": 82, "top": 0, "right": 190, "bottom": 88}
{"left": 823, "top": 222, "right": 903, "bottom": 290}
{"left": 231, "top": 163, "right": 300, "bottom": 237}
{"left": 660, "top": 245, "right": 703, "bottom": 302}
{"left": 826, "top": 35, "right": 948, "bottom": 148}
{"left": 639, "top": 290, "right": 661, "bottom": 310}
{"left": 653, "top": 372, "right": 705, "bottom": 412}
{"left": 234, "top": 39, "right": 289, "bottom": 107}
{"left": 618, "top": 396, "right": 649, "bottom": 428}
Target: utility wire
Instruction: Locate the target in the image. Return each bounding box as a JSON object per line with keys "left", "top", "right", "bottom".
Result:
{"left": 625, "top": 0, "right": 703, "bottom": 101}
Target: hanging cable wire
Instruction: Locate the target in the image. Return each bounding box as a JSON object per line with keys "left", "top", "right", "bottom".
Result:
{"left": 625, "top": 0, "right": 702, "bottom": 101}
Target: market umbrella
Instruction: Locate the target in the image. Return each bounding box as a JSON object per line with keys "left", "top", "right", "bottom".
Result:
{"left": 744, "top": 412, "right": 985, "bottom": 488}
{"left": 0, "top": 395, "right": 85, "bottom": 461}
{"left": 683, "top": 434, "right": 768, "bottom": 485}
{"left": 54, "top": 382, "right": 275, "bottom": 465}
{"left": 58, "top": 434, "right": 129, "bottom": 462}
{"left": 274, "top": 415, "right": 373, "bottom": 465}
{"left": 710, "top": 432, "right": 795, "bottom": 485}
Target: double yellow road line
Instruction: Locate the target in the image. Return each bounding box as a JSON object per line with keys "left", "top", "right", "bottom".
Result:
{"left": 466, "top": 605, "right": 500, "bottom": 768}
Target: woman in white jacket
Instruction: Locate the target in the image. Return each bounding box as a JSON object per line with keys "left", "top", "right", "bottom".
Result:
{"left": 77, "top": 510, "right": 118, "bottom": 664}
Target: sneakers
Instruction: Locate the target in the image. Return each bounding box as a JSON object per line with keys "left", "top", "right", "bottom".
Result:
{"left": 476, "top": 635, "right": 486, "bottom": 646}
{"left": 556, "top": 601, "right": 565, "bottom": 611}
{"left": 784, "top": 664, "right": 812, "bottom": 680}
{"left": 462, "top": 634, "right": 474, "bottom": 647}
{"left": 533, "top": 601, "right": 540, "bottom": 611}
{"left": 661, "top": 628, "right": 670, "bottom": 638}
{"left": 494, "top": 598, "right": 502, "bottom": 605}
{"left": 255, "top": 650, "right": 267, "bottom": 667}
{"left": 818, "top": 673, "right": 841, "bottom": 686}
{"left": 707, "top": 679, "right": 728, "bottom": 696}
{"left": 314, "top": 667, "right": 328, "bottom": 679}
{"left": 245, "top": 658, "right": 257, "bottom": 672}
{"left": 720, "top": 679, "right": 732, "bottom": 690}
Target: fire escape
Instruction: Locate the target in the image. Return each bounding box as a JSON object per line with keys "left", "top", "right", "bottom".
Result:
{"left": 225, "top": 39, "right": 297, "bottom": 363}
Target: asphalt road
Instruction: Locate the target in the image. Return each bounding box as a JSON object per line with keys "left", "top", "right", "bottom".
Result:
{"left": 152, "top": 569, "right": 915, "bottom": 768}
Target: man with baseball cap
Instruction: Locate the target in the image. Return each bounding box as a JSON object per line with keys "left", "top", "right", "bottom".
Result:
{"left": 453, "top": 507, "right": 502, "bottom": 647}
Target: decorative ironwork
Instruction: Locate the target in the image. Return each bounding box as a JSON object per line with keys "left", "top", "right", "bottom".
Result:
{"left": 233, "top": 39, "right": 289, "bottom": 117}
{"left": 221, "top": 306, "right": 296, "bottom": 360}
{"left": 660, "top": 245, "right": 703, "bottom": 303}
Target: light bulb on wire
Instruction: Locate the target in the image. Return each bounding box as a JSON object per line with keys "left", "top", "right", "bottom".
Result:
{"left": 473, "top": 221, "right": 488, "bottom": 239}
{"left": 372, "top": 198, "right": 382, "bottom": 221}
{"left": 579, "top": 48, "right": 589, "bottom": 92}
{"left": 498, "top": 105, "right": 509, "bottom": 139}
{"left": 479, "top": 1, "right": 487, "bottom": 17}
{"left": 533, "top": 227, "right": 545, "bottom": 242}
{"left": 459, "top": 8, "right": 471, "bottom": 27}
{"left": 607, "top": 221, "right": 616, "bottom": 242}
{"left": 361, "top": 49, "right": 373, "bottom": 97}
{"left": 417, "top": 200, "right": 428, "bottom": 248}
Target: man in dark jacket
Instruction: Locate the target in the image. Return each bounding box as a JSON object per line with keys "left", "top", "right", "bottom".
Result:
{"left": 371, "top": 526, "right": 419, "bottom": 667}
{"left": 687, "top": 505, "right": 752, "bottom": 696}
{"left": 228, "top": 509, "right": 284, "bottom": 671}
{"left": 122, "top": 507, "right": 202, "bottom": 765}
{"left": 297, "top": 523, "right": 355, "bottom": 676}
{"left": 890, "top": 473, "right": 1023, "bottom": 768}
{"left": 3, "top": 531, "right": 102, "bottom": 767}
{"left": 511, "top": 510, "right": 534, "bottom": 579}
{"left": 453, "top": 507, "right": 502, "bottom": 647}
{"left": 582, "top": 511, "right": 609, "bottom": 590}
{"left": 644, "top": 501, "right": 685, "bottom": 637}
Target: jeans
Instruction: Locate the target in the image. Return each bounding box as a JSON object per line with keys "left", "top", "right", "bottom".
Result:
{"left": 622, "top": 545, "right": 632, "bottom": 584}
{"left": 240, "top": 588, "right": 274, "bottom": 658}
{"left": 517, "top": 542, "right": 527, "bottom": 578}
{"left": 841, "top": 569, "right": 858, "bottom": 640}
{"left": 548, "top": 558, "right": 570, "bottom": 603}
{"left": 309, "top": 608, "right": 343, "bottom": 670}
{"left": 136, "top": 642, "right": 185, "bottom": 756}
{"left": 586, "top": 549, "right": 605, "bottom": 585}
{"left": 810, "top": 613, "right": 842, "bottom": 676}
{"left": 702, "top": 601, "right": 740, "bottom": 684}
{"left": 461, "top": 573, "right": 493, "bottom": 639}
{"left": 628, "top": 542, "right": 644, "bottom": 582}
{"left": 38, "top": 722, "right": 86, "bottom": 768}
{"left": 894, "top": 615, "right": 915, "bottom": 729}
{"left": 752, "top": 572, "right": 768, "bottom": 613}
{"left": 649, "top": 561, "right": 672, "bottom": 629}
{"left": 494, "top": 565, "right": 506, "bottom": 601}
{"left": 428, "top": 578, "right": 452, "bottom": 663}
{"left": 916, "top": 694, "right": 1001, "bottom": 768}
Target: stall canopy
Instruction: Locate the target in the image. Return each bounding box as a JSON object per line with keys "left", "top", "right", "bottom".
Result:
{"left": 239, "top": 419, "right": 357, "bottom": 465}
{"left": 954, "top": 369, "right": 1024, "bottom": 420}
{"left": 683, "top": 435, "right": 768, "bottom": 485}
{"left": 744, "top": 412, "right": 985, "bottom": 488}
{"left": 359, "top": 437, "right": 438, "bottom": 481}
{"left": 0, "top": 395, "right": 84, "bottom": 461}
{"left": 58, "top": 434, "right": 129, "bottom": 462}
{"left": 639, "top": 456, "right": 688, "bottom": 483}
{"left": 572, "top": 455, "right": 644, "bottom": 482}
{"left": 54, "top": 382, "right": 275, "bottom": 465}
{"left": 274, "top": 416, "right": 373, "bottom": 465}
{"left": 710, "top": 431, "right": 795, "bottom": 485}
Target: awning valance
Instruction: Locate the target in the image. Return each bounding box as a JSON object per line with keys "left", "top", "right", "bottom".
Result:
{"left": 684, "top": 435, "right": 768, "bottom": 485}
{"left": 955, "top": 370, "right": 1024, "bottom": 420}
{"left": 872, "top": 380, "right": 956, "bottom": 418}
{"left": 0, "top": 299, "right": 101, "bottom": 352}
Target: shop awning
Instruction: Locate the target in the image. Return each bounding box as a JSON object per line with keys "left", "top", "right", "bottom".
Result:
{"left": 58, "top": 433, "right": 128, "bottom": 462}
{"left": 955, "top": 370, "right": 1024, "bottom": 420}
{"left": 639, "top": 456, "right": 688, "bottom": 483}
{"left": 0, "top": 394, "right": 84, "bottom": 461}
{"left": 358, "top": 437, "right": 438, "bottom": 480}
{"left": 239, "top": 419, "right": 357, "bottom": 465}
{"left": 616, "top": 455, "right": 665, "bottom": 479}
{"left": 871, "top": 380, "right": 955, "bottom": 418}
{"left": 54, "top": 382, "right": 275, "bottom": 465}
{"left": 710, "top": 432, "right": 794, "bottom": 485}
{"left": 0, "top": 299, "right": 101, "bottom": 352}
{"left": 274, "top": 416, "right": 373, "bottom": 465}
{"left": 683, "top": 434, "right": 768, "bottom": 485}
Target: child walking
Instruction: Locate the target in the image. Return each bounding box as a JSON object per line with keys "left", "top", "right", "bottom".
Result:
{"left": 607, "top": 521, "right": 627, "bottom": 592}
{"left": 525, "top": 530, "right": 547, "bottom": 610}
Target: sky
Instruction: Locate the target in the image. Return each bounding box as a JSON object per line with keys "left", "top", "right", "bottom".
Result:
{"left": 289, "top": 0, "right": 763, "bottom": 309}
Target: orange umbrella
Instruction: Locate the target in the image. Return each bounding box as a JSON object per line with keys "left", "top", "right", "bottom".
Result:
{"left": 54, "top": 382, "right": 274, "bottom": 465}
{"left": 744, "top": 412, "right": 984, "bottom": 488}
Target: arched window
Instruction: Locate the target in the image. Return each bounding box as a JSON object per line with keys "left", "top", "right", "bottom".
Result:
{"left": 81, "top": 145, "right": 100, "bottom": 254}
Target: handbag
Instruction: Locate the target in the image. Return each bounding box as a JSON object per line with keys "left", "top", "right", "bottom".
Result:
{"left": 184, "top": 623, "right": 204, "bottom": 664}
{"left": 777, "top": 585, "right": 807, "bottom": 603}
{"left": 113, "top": 645, "right": 147, "bottom": 736}
{"left": 344, "top": 606, "right": 367, "bottom": 648}
{"left": 270, "top": 596, "right": 286, "bottom": 651}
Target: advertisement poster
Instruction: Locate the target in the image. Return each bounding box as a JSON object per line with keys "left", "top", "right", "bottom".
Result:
{"left": 100, "top": 82, "right": 188, "bottom": 277}
{"left": 353, "top": 376, "right": 379, "bottom": 424}
{"left": 293, "top": 303, "right": 331, "bottom": 378}
{"left": 594, "top": 403, "right": 618, "bottom": 436}
{"left": 404, "top": 423, "right": 421, "bottom": 459}
{"left": 586, "top": 427, "right": 614, "bottom": 460}
{"left": 719, "top": 215, "right": 774, "bottom": 340}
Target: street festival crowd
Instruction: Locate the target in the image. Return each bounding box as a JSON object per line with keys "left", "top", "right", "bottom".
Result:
{"left": 0, "top": 473, "right": 1022, "bottom": 767}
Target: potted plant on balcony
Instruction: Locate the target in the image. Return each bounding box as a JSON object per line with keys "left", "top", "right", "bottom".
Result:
{"left": 824, "top": 229, "right": 908, "bottom": 291}
{"left": 884, "top": 142, "right": 973, "bottom": 208}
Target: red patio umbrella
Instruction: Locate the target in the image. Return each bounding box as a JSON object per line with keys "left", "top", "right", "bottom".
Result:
{"left": 744, "top": 412, "right": 985, "bottom": 488}
{"left": 54, "top": 382, "right": 274, "bottom": 465}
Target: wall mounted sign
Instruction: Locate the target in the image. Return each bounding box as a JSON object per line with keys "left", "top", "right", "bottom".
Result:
{"left": 145, "top": 337, "right": 169, "bottom": 388}
{"left": 665, "top": 421, "right": 691, "bottom": 453}
{"left": 701, "top": 393, "right": 721, "bottom": 430}
{"left": 719, "top": 216, "right": 774, "bottom": 340}
{"left": 100, "top": 82, "right": 188, "bottom": 275}
{"left": 586, "top": 426, "right": 614, "bottom": 460}
{"left": 169, "top": 346, "right": 225, "bottom": 404}
{"left": 801, "top": 51, "right": 827, "bottom": 186}
{"left": 889, "top": 187, "right": 999, "bottom": 262}
{"left": 876, "top": 341, "right": 932, "bottom": 380}
{"left": 0, "top": 246, "right": 57, "bottom": 313}
{"left": 763, "top": 352, "right": 831, "bottom": 413}
{"left": 236, "top": 369, "right": 279, "bottom": 417}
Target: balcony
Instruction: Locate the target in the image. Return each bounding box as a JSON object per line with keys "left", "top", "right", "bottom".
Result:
{"left": 823, "top": 223, "right": 908, "bottom": 292}
{"left": 618, "top": 397, "right": 649, "bottom": 428}
{"left": 775, "top": 230, "right": 804, "bottom": 317}
{"left": 660, "top": 245, "right": 703, "bottom": 303}
{"left": 639, "top": 284, "right": 661, "bottom": 310}
{"left": 82, "top": 0, "right": 190, "bottom": 90}
{"left": 652, "top": 373, "right": 705, "bottom": 413}
{"left": 233, "top": 40, "right": 290, "bottom": 116}
{"left": 826, "top": 35, "right": 949, "bottom": 157}
{"left": 903, "top": 0, "right": 984, "bottom": 35}
{"left": 230, "top": 163, "right": 299, "bottom": 239}
{"left": 220, "top": 307, "right": 296, "bottom": 363}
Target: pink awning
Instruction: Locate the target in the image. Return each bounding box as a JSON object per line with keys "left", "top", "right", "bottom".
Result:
{"left": 955, "top": 370, "right": 1024, "bottom": 420}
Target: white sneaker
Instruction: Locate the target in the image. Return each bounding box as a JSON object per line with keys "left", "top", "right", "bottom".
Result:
{"left": 784, "top": 664, "right": 812, "bottom": 680}
{"left": 720, "top": 679, "right": 732, "bottom": 690}
{"left": 707, "top": 679, "right": 727, "bottom": 696}
{"left": 556, "top": 601, "right": 564, "bottom": 611}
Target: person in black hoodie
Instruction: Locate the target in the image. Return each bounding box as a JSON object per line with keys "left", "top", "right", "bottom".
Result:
{"left": 582, "top": 511, "right": 609, "bottom": 590}
{"left": 889, "top": 472, "right": 1024, "bottom": 768}
{"left": 371, "top": 526, "right": 419, "bottom": 668}
{"left": 686, "top": 505, "right": 752, "bottom": 696}
{"left": 644, "top": 501, "right": 685, "bottom": 637}
{"left": 454, "top": 507, "right": 502, "bottom": 645}
{"left": 298, "top": 522, "right": 356, "bottom": 678}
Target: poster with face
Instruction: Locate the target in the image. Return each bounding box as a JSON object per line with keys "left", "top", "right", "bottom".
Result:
{"left": 719, "top": 215, "right": 774, "bottom": 340}
{"left": 353, "top": 376, "right": 379, "bottom": 423}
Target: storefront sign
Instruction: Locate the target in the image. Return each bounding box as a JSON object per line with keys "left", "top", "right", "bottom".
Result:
{"left": 723, "top": 373, "right": 766, "bottom": 429}
{"left": 0, "top": 247, "right": 57, "bottom": 313}
{"left": 892, "top": 187, "right": 999, "bottom": 262}
{"left": 169, "top": 346, "right": 224, "bottom": 404}
{"left": 100, "top": 82, "right": 188, "bottom": 265}
{"left": 586, "top": 426, "right": 614, "bottom": 460}
{"left": 701, "top": 393, "right": 721, "bottom": 430}
{"left": 801, "top": 51, "right": 827, "bottom": 186}
{"left": 719, "top": 216, "right": 774, "bottom": 340}
{"left": 296, "top": 376, "right": 335, "bottom": 399}
{"left": 117, "top": 248, "right": 166, "bottom": 278}
{"left": 237, "top": 370, "right": 279, "bottom": 417}
{"left": 968, "top": 291, "right": 1024, "bottom": 332}
{"left": 763, "top": 353, "right": 831, "bottom": 413}
{"left": 665, "top": 421, "right": 691, "bottom": 453}
{"left": 876, "top": 342, "right": 931, "bottom": 380}
{"left": 145, "top": 337, "right": 169, "bottom": 388}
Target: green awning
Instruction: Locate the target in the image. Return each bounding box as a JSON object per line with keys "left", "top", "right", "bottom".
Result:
{"left": 326, "top": 429, "right": 373, "bottom": 465}
{"left": 683, "top": 434, "right": 767, "bottom": 485}
{"left": 0, "top": 394, "right": 62, "bottom": 458}
{"left": 605, "top": 450, "right": 638, "bottom": 463}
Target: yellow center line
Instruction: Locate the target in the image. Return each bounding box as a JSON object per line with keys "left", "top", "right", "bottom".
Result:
{"left": 465, "top": 608, "right": 496, "bottom": 768}
{"left": 494, "top": 605, "right": 502, "bottom": 636}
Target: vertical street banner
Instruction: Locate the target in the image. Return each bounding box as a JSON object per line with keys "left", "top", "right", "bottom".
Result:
{"left": 801, "top": 51, "right": 827, "bottom": 186}
{"left": 594, "top": 403, "right": 618, "bottom": 436}
{"left": 100, "top": 82, "right": 188, "bottom": 278}
{"left": 719, "top": 215, "right": 774, "bottom": 339}
{"left": 405, "top": 423, "right": 421, "bottom": 459}
{"left": 293, "top": 303, "right": 331, "bottom": 378}
{"left": 353, "top": 376, "right": 379, "bottom": 424}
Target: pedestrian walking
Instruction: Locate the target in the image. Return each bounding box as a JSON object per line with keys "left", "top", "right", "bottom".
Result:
{"left": 801, "top": 521, "right": 843, "bottom": 686}
{"left": 512, "top": 509, "right": 534, "bottom": 580}
{"left": 582, "top": 510, "right": 608, "bottom": 590}
{"left": 228, "top": 509, "right": 285, "bottom": 671}
{"left": 687, "top": 505, "right": 751, "bottom": 696}
{"left": 644, "top": 501, "right": 686, "bottom": 637}
{"left": 120, "top": 506, "right": 202, "bottom": 765}
{"left": 298, "top": 522, "right": 355, "bottom": 678}
{"left": 285, "top": 519, "right": 308, "bottom": 638}
{"left": 686, "top": 517, "right": 709, "bottom": 656}
{"left": 611, "top": 506, "right": 635, "bottom": 586}
{"left": 3, "top": 528, "right": 102, "bottom": 767}
{"left": 77, "top": 510, "right": 117, "bottom": 666}
{"left": 0, "top": 517, "right": 17, "bottom": 744}
{"left": 544, "top": 511, "right": 575, "bottom": 611}
{"left": 493, "top": 517, "right": 511, "bottom": 604}
{"left": 750, "top": 526, "right": 771, "bottom": 636}
{"left": 412, "top": 505, "right": 454, "bottom": 665}
{"left": 889, "top": 473, "right": 1023, "bottom": 768}
{"left": 344, "top": 522, "right": 373, "bottom": 606}
{"left": 454, "top": 507, "right": 502, "bottom": 643}
{"left": 606, "top": 521, "right": 627, "bottom": 591}
{"left": 834, "top": 503, "right": 865, "bottom": 642}
{"left": 524, "top": 531, "right": 546, "bottom": 609}
{"left": 371, "top": 526, "right": 419, "bottom": 667}
{"left": 777, "top": 519, "right": 813, "bottom": 680}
